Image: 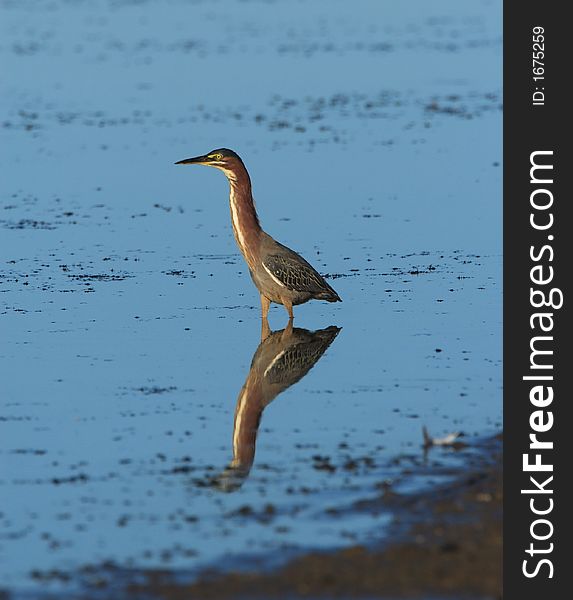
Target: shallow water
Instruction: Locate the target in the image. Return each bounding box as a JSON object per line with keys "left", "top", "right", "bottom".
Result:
{"left": 1, "top": 0, "right": 501, "bottom": 595}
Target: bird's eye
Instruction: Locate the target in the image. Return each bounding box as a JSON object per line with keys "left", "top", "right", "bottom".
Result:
{"left": 214, "top": 153, "right": 223, "bottom": 160}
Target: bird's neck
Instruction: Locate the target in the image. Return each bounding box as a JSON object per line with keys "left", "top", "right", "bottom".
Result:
{"left": 232, "top": 378, "right": 263, "bottom": 470}
{"left": 226, "top": 170, "right": 262, "bottom": 271}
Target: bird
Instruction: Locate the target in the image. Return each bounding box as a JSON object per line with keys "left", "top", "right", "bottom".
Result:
{"left": 213, "top": 324, "right": 341, "bottom": 492}
{"left": 175, "top": 148, "right": 341, "bottom": 323}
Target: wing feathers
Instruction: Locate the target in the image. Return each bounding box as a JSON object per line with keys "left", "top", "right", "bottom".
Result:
{"left": 263, "top": 254, "right": 340, "bottom": 301}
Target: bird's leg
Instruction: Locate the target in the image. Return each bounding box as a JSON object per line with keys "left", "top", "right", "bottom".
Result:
{"left": 261, "top": 318, "right": 271, "bottom": 342}
{"left": 260, "top": 294, "right": 270, "bottom": 320}
{"left": 260, "top": 294, "right": 271, "bottom": 341}
{"left": 282, "top": 298, "right": 294, "bottom": 322}
{"left": 282, "top": 318, "right": 294, "bottom": 340}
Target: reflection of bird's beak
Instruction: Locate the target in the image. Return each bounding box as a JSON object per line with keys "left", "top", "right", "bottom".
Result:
{"left": 175, "top": 155, "right": 208, "bottom": 165}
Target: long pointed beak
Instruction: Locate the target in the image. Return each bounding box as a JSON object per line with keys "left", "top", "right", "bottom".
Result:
{"left": 175, "top": 155, "right": 208, "bottom": 165}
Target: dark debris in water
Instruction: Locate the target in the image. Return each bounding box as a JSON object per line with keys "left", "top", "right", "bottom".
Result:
{"left": 162, "top": 269, "right": 196, "bottom": 278}
{"left": 51, "top": 473, "right": 89, "bottom": 486}
{"left": 67, "top": 273, "right": 131, "bottom": 282}
{"left": 424, "top": 92, "right": 502, "bottom": 119}
{"left": 133, "top": 386, "right": 178, "bottom": 395}
{"left": 4, "top": 9, "right": 500, "bottom": 64}
{"left": 1, "top": 219, "right": 57, "bottom": 230}
{"left": 3, "top": 89, "right": 501, "bottom": 151}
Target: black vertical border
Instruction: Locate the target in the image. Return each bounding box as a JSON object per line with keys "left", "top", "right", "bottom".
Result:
{"left": 504, "top": 2, "right": 571, "bottom": 599}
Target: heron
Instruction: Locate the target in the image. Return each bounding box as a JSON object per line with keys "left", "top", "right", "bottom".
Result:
{"left": 175, "top": 148, "right": 341, "bottom": 323}
{"left": 213, "top": 324, "right": 341, "bottom": 492}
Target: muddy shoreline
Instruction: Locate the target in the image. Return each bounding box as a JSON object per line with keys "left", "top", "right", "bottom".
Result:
{"left": 57, "top": 433, "right": 501, "bottom": 600}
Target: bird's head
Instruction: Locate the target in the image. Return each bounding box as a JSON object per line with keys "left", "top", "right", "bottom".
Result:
{"left": 175, "top": 148, "right": 245, "bottom": 179}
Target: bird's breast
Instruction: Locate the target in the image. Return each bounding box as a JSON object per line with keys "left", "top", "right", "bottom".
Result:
{"left": 229, "top": 189, "right": 261, "bottom": 271}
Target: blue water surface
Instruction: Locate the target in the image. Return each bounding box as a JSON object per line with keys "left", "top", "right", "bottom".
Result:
{"left": 0, "top": 0, "right": 501, "bottom": 594}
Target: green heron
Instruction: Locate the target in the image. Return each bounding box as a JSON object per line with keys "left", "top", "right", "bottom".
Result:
{"left": 175, "top": 148, "right": 341, "bottom": 322}
{"left": 213, "top": 324, "right": 341, "bottom": 492}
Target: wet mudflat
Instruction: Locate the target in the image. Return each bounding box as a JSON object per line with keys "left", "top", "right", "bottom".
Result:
{"left": 112, "top": 435, "right": 503, "bottom": 600}
{"left": 1, "top": 1, "right": 501, "bottom": 598}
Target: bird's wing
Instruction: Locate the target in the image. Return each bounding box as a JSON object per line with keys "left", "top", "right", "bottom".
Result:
{"left": 263, "top": 253, "right": 331, "bottom": 294}
{"left": 264, "top": 329, "right": 341, "bottom": 386}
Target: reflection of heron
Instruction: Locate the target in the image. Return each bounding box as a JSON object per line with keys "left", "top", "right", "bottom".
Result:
{"left": 215, "top": 324, "right": 341, "bottom": 492}
{"left": 175, "top": 148, "right": 341, "bottom": 323}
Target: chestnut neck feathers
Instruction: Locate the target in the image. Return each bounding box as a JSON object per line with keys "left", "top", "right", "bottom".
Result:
{"left": 223, "top": 160, "right": 262, "bottom": 271}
